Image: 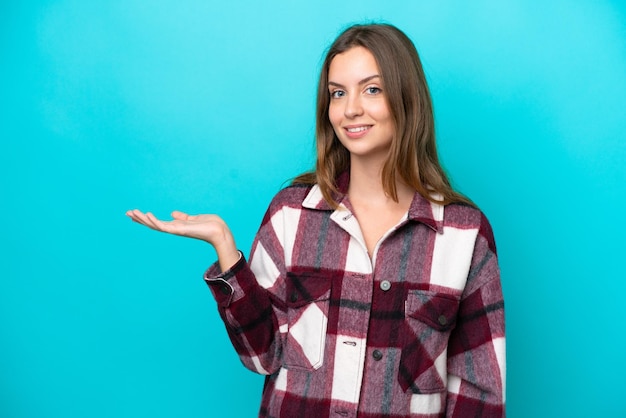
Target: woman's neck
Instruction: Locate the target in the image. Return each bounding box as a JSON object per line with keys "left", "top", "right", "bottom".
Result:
{"left": 347, "top": 159, "right": 414, "bottom": 207}
{"left": 346, "top": 158, "right": 415, "bottom": 257}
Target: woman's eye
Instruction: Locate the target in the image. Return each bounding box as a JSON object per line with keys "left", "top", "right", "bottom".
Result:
{"left": 366, "top": 87, "right": 381, "bottom": 95}
{"left": 330, "top": 90, "right": 345, "bottom": 99}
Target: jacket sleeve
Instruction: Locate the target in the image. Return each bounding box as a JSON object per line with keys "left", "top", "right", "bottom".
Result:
{"left": 446, "top": 213, "right": 506, "bottom": 417}
{"left": 203, "top": 197, "right": 290, "bottom": 376}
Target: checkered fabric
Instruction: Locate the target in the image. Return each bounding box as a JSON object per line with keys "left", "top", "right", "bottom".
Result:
{"left": 204, "top": 180, "right": 505, "bottom": 417}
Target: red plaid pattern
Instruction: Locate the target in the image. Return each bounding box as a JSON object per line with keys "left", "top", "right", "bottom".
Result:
{"left": 205, "top": 182, "right": 505, "bottom": 417}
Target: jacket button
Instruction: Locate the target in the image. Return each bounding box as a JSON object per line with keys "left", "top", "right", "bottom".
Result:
{"left": 372, "top": 349, "right": 383, "bottom": 361}
{"left": 438, "top": 315, "right": 448, "bottom": 326}
{"left": 220, "top": 285, "right": 230, "bottom": 295}
{"left": 380, "top": 280, "right": 391, "bottom": 291}
{"left": 290, "top": 292, "right": 299, "bottom": 303}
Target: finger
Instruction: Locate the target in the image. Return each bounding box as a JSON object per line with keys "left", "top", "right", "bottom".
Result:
{"left": 171, "top": 210, "right": 188, "bottom": 220}
{"left": 149, "top": 213, "right": 191, "bottom": 236}
{"left": 130, "top": 211, "right": 159, "bottom": 230}
{"left": 171, "top": 211, "right": 207, "bottom": 222}
{"left": 172, "top": 211, "right": 208, "bottom": 222}
{"left": 126, "top": 209, "right": 141, "bottom": 219}
{"left": 127, "top": 209, "right": 149, "bottom": 225}
{"left": 144, "top": 212, "right": 166, "bottom": 231}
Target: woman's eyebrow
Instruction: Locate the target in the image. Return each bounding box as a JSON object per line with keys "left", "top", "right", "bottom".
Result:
{"left": 328, "top": 74, "right": 381, "bottom": 88}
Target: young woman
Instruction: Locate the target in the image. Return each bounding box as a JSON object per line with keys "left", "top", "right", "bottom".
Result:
{"left": 127, "top": 23, "right": 505, "bottom": 417}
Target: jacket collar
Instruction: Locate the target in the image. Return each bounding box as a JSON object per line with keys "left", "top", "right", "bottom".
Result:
{"left": 301, "top": 173, "right": 444, "bottom": 234}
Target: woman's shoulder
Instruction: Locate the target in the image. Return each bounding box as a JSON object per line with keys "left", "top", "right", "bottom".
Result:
{"left": 443, "top": 201, "right": 484, "bottom": 224}
{"left": 443, "top": 201, "right": 497, "bottom": 254}
{"left": 267, "top": 183, "right": 315, "bottom": 210}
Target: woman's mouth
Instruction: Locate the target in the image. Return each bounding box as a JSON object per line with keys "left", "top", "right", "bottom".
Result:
{"left": 344, "top": 125, "right": 372, "bottom": 138}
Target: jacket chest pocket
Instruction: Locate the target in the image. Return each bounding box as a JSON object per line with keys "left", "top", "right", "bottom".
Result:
{"left": 398, "top": 290, "right": 460, "bottom": 393}
{"left": 284, "top": 269, "right": 332, "bottom": 371}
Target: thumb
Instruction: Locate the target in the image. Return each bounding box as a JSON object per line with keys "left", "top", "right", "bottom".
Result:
{"left": 171, "top": 210, "right": 189, "bottom": 220}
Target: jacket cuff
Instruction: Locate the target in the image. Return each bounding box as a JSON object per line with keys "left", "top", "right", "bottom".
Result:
{"left": 203, "top": 251, "right": 250, "bottom": 307}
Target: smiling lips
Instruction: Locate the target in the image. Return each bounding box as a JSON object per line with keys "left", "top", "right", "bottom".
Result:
{"left": 344, "top": 125, "right": 373, "bottom": 139}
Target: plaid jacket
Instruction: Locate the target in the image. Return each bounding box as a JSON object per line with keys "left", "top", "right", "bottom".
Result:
{"left": 204, "top": 181, "right": 505, "bottom": 417}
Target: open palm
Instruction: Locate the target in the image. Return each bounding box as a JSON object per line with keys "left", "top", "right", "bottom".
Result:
{"left": 126, "top": 209, "right": 240, "bottom": 270}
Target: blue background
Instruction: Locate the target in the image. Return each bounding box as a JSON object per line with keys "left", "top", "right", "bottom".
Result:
{"left": 2, "top": 1, "right": 625, "bottom": 417}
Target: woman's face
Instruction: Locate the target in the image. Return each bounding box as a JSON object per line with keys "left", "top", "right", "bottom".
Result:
{"left": 327, "top": 46, "right": 394, "bottom": 164}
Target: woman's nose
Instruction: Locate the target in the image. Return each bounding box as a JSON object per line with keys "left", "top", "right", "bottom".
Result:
{"left": 344, "top": 95, "right": 363, "bottom": 118}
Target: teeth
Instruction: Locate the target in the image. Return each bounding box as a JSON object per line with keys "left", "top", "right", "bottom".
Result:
{"left": 347, "top": 126, "right": 369, "bottom": 133}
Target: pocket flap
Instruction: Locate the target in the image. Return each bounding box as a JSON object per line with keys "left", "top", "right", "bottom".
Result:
{"left": 286, "top": 268, "right": 332, "bottom": 308}
{"left": 406, "top": 290, "right": 460, "bottom": 331}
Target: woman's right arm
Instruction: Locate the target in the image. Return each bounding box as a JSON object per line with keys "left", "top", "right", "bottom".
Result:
{"left": 126, "top": 207, "right": 288, "bottom": 375}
